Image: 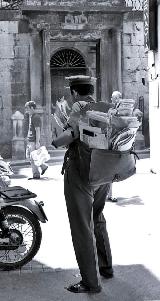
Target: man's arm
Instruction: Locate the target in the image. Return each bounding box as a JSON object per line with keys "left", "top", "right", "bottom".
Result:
{"left": 32, "top": 114, "right": 42, "bottom": 149}
{"left": 35, "top": 127, "right": 41, "bottom": 149}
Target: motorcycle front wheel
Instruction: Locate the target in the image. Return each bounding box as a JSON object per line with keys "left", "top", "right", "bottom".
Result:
{"left": 0, "top": 206, "right": 42, "bottom": 270}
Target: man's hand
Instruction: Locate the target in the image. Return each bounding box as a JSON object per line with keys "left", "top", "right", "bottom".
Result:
{"left": 35, "top": 142, "right": 40, "bottom": 150}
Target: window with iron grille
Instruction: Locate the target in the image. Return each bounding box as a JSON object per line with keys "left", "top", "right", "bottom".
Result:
{"left": 50, "top": 49, "right": 86, "bottom": 69}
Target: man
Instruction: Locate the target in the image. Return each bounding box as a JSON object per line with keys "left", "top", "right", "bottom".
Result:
{"left": 52, "top": 76, "right": 113, "bottom": 294}
{"left": 111, "top": 90, "right": 122, "bottom": 106}
{"left": 25, "top": 101, "right": 48, "bottom": 179}
{"left": 107, "top": 90, "right": 122, "bottom": 203}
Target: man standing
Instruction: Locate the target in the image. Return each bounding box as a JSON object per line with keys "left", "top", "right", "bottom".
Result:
{"left": 25, "top": 101, "right": 48, "bottom": 179}
{"left": 107, "top": 90, "right": 122, "bottom": 203}
{"left": 52, "top": 76, "right": 113, "bottom": 294}
{"left": 111, "top": 90, "right": 122, "bottom": 106}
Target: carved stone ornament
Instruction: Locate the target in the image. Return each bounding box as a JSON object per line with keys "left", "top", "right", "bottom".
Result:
{"left": 29, "top": 20, "right": 50, "bottom": 33}
{"left": 0, "top": 0, "right": 23, "bottom": 10}
{"left": 62, "top": 13, "right": 88, "bottom": 30}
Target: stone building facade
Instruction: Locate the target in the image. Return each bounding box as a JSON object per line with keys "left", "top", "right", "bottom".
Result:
{"left": 0, "top": 0, "right": 148, "bottom": 159}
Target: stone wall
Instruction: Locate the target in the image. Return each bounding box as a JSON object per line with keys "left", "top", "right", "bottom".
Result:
{"left": 0, "top": 20, "right": 30, "bottom": 157}
{"left": 122, "top": 12, "right": 149, "bottom": 146}
{"left": 122, "top": 12, "right": 149, "bottom": 112}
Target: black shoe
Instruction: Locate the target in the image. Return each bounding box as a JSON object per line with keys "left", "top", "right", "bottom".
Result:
{"left": 41, "top": 166, "right": 48, "bottom": 175}
{"left": 108, "top": 197, "right": 118, "bottom": 203}
{"left": 28, "top": 176, "right": 40, "bottom": 180}
{"left": 66, "top": 281, "right": 101, "bottom": 294}
{"left": 99, "top": 267, "right": 114, "bottom": 279}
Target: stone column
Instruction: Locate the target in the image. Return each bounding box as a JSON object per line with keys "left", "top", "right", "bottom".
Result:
{"left": 116, "top": 30, "right": 122, "bottom": 93}
{"left": 110, "top": 29, "right": 122, "bottom": 95}
{"left": 100, "top": 28, "right": 122, "bottom": 102}
{"left": 11, "top": 111, "right": 25, "bottom": 160}
{"left": 100, "top": 30, "right": 112, "bottom": 102}
{"left": 29, "top": 32, "right": 42, "bottom": 105}
{"left": 29, "top": 24, "right": 51, "bottom": 146}
{"left": 41, "top": 28, "right": 52, "bottom": 146}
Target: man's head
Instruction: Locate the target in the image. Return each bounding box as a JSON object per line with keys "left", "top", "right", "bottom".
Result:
{"left": 25, "top": 101, "right": 36, "bottom": 114}
{"left": 66, "top": 75, "right": 96, "bottom": 102}
{"left": 111, "top": 91, "right": 122, "bottom": 105}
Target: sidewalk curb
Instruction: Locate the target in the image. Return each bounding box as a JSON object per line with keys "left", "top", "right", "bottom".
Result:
{"left": 10, "top": 157, "right": 64, "bottom": 168}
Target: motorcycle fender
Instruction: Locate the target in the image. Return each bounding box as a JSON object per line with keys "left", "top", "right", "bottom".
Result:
{"left": 19, "top": 199, "right": 47, "bottom": 223}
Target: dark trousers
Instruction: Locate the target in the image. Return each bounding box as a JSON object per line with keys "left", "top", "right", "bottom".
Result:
{"left": 64, "top": 161, "right": 112, "bottom": 288}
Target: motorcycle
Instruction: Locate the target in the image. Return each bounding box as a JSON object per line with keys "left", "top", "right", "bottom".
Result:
{"left": 0, "top": 156, "right": 48, "bottom": 270}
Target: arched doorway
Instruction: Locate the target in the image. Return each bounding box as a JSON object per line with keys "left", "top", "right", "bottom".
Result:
{"left": 50, "top": 48, "right": 87, "bottom": 113}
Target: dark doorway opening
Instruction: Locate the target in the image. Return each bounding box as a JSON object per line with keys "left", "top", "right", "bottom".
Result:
{"left": 50, "top": 48, "right": 87, "bottom": 112}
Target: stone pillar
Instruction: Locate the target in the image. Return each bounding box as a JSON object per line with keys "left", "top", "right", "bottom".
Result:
{"left": 11, "top": 111, "right": 25, "bottom": 160}
{"left": 29, "top": 32, "right": 42, "bottom": 105}
{"left": 100, "top": 29, "right": 122, "bottom": 102}
{"left": 116, "top": 30, "right": 122, "bottom": 93}
{"left": 30, "top": 24, "right": 52, "bottom": 147}
{"left": 100, "top": 30, "right": 112, "bottom": 102}
{"left": 110, "top": 29, "right": 122, "bottom": 95}
{"left": 42, "top": 28, "right": 52, "bottom": 146}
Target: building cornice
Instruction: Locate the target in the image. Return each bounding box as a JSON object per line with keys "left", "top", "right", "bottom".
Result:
{"left": 21, "top": 5, "right": 132, "bottom": 14}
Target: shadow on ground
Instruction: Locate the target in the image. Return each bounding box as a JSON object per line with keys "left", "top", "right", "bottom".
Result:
{"left": 0, "top": 263, "right": 159, "bottom": 301}
{"left": 114, "top": 196, "right": 144, "bottom": 207}
{"left": 10, "top": 167, "right": 29, "bottom": 179}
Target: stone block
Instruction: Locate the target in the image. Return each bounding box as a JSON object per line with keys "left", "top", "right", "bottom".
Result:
{"left": 123, "top": 21, "right": 144, "bottom": 46}
{"left": 123, "top": 22, "right": 135, "bottom": 34}
{"left": 0, "top": 46, "right": 14, "bottom": 59}
{"left": 122, "top": 69, "right": 137, "bottom": 83}
{"left": 135, "top": 70, "right": 148, "bottom": 83}
{"left": 0, "top": 72, "right": 11, "bottom": 86}
{"left": 0, "top": 21, "right": 18, "bottom": 34}
{"left": 15, "top": 34, "right": 30, "bottom": 46}
{"left": 11, "top": 83, "right": 27, "bottom": 95}
{"left": 12, "top": 94, "right": 27, "bottom": 108}
{"left": 122, "top": 82, "right": 140, "bottom": 99}
{"left": 0, "top": 59, "right": 12, "bottom": 72}
{"left": 123, "top": 33, "right": 132, "bottom": 45}
{"left": 10, "top": 71, "right": 25, "bottom": 83}
{"left": 14, "top": 46, "right": 30, "bottom": 58}
{"left": 10, "top": 59, "right": 29, "bottom": 72}
{"left": 123, "top": 57, "right": 142, "bottom": 70}
{"left": 0, "top": 34, "right": 15, "bottom": 46}
{"left": 12, "top": 138, "right": 25, "bottom": 160}
{"left": 131, "top": 31, "right": 144, "bottom": 46}
{"left": 123, "top": 45, "right": 145, "bottom": 59}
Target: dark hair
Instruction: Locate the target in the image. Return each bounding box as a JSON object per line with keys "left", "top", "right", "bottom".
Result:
{"left": 70, "top": 84, "right": 94, "bottom": 96}
{"left": 25, "top": 101, "right": 36, "bottom": 110}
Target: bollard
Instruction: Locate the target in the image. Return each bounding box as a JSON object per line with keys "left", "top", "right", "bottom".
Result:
{"left": 11, "top": 111, "right": 25, "bottom": 160}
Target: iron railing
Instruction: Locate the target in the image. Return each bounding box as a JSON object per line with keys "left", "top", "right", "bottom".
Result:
{"left": 0, "top": 0, "right": 144, "bottom": 10}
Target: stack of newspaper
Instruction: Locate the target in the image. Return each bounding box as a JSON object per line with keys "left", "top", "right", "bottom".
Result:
{"left": 79, "top": 99, "right": 142, "bottom": 151}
